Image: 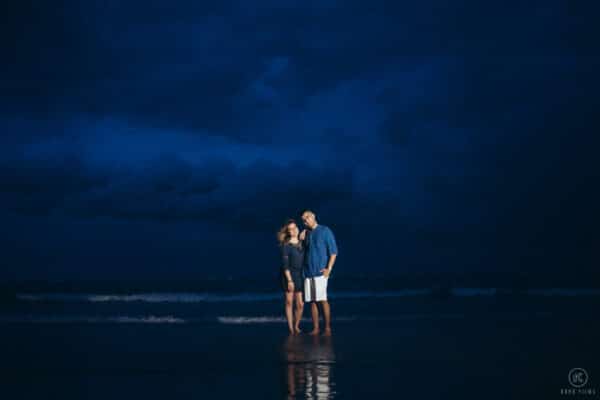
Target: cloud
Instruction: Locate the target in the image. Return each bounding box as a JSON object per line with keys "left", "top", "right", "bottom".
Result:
{"left": 5, "top": 1, "right": 591, "bottom": 142}
{"left": 0, "top": 151, "right": 354, "bottom": 231}
{"left": 1, "top": 1, "right": 598, "bottom": 278}
{"left": 0, "top": 153, "right": 109, "bottom": 216}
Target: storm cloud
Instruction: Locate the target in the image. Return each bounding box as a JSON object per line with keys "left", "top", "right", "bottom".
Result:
{"left": 1, "top": 0, "right": 598, "bottom": 281}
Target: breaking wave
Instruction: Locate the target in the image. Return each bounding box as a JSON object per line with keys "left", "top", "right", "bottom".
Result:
{"left": 0, "top": 315, "right": 185, "bottom": 324}
{"left": 13, "top": 288, "right": 600, "bottom": 304}
{"left": 15, "top": 290, "right": 433, "bottom": 303}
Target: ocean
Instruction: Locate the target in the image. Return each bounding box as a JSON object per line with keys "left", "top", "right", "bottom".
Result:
{"left": 1, "top": 277, "right": 599, "bottom": 399}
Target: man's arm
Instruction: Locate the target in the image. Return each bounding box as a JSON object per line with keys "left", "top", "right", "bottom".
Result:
{"left": 321, "top": 228, "right": 338, "bottom": 278}
{"left": 299, "top": 229, "right": 307, "bottom": 242}
{"left": 322, "top": 254, "right": 337, "bottom": 277}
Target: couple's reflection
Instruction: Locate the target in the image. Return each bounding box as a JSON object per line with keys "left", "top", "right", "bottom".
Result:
{"left": 282, "top": 334, "right": 336, "bottom": 399}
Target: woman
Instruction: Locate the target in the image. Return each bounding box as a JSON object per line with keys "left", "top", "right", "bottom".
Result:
{"left": 277, "top": 219, "right": 305, "bottom": 335}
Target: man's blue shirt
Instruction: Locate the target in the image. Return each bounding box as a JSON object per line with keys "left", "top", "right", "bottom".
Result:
{"left": 304, "top": 224, "right": 338, "bottom": 278}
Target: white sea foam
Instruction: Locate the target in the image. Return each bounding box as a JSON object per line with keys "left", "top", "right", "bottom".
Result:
{"left": 217, "top": 316, "right": 287, "bottom": 324}
{"left": 0, "top": 311, "right": 555, "bottom": 324}
{"left": 215, "top": 314, "right": 468, "bottom": 324}
{"left": 0, "top": 315, "right": 185, "bottom": 324}
{"left": 215, "top": 312, "right": 559, "bottom": 324}
{"left": 14, "top": 288, "right": 600, "bottom": 304}
{"left": 16, "top": 292, "right": 281, "bottom": 303}
{"left": 15, "top": 290, "right": 433, "bottom": 303}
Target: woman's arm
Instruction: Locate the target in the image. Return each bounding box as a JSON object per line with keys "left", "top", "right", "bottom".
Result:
{"left": 281, "top": 246, "right": 294, "bottom": 290}
{"left": 283, "top": 269, "right": 293, "bottom": 282}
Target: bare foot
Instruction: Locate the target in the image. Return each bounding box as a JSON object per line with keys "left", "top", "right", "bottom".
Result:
{"left": 322, "top": 328, "right": 332, "bottom": 336}
{"left": 294, "top": 327, "right": 302, "bottom": 335}
{"left": 308, "top": 329, "right": 320, "bottom": 336}
{"left": 288, "top": 328, "right": 295, "bottom": 335}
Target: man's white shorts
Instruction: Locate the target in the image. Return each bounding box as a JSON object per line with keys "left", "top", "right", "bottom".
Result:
{"left": 304, "top": 275, "right": 328, "bottom": 302}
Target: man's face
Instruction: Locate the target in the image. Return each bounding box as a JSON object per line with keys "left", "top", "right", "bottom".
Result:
{"left": 301, "top": 213, "right": 316, "bottom": 229}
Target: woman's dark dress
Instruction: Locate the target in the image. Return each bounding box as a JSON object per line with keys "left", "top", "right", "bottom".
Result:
{"left": 280, "top": 242, "right": 305, "bottom": 292}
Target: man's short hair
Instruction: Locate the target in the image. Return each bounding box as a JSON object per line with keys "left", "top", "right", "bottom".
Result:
{"left": 302, "top": 210, "right": 316, "bottom": 218}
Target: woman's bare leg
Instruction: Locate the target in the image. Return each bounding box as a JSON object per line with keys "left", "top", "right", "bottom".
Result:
{"left": 285, "top": 291, "right": 294, "bottom": 334}
{"left": 294, "top": 292, "right": 304, "bottom": 334}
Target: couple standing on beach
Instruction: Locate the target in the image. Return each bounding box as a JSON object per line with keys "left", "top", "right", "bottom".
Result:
{"left": 277, "top": 210, "right": 338, "bottom": 336}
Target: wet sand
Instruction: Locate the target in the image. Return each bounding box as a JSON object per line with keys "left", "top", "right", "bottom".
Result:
{"left": 1, "top": 296, "right": 598, "bottom": 399}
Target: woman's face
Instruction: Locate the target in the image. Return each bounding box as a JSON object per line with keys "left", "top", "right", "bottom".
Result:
{"left": 287, "top": 223, "right": 299, "bottom": 239}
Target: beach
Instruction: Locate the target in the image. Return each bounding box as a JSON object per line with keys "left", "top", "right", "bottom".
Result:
{"left": 1, "top": 286, "right": 599, "bottom": 399}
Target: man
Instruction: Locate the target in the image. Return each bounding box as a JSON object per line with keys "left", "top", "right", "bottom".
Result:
{"left": 300, "top": 210, "right": 338, "bottom": 336}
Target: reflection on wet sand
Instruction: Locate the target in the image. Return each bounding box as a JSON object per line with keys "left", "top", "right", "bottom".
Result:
{"left": 282, "top": 334, "right": 336, "bottom": 399}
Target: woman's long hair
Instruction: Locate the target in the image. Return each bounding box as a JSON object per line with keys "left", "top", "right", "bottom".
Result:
{"left": 277, "top": 218, "right": 298, "bottom": 247}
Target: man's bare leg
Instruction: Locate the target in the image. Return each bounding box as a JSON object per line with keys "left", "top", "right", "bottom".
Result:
{"left": 320, "top": 300, "right": 332, "bottom": 336}
{"left": 309, "top": 302, "right": 320, "bottom": 335}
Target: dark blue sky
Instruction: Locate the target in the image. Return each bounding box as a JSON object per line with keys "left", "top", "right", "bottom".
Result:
{"left": 1, "top": 1, "right": 598, "bottom": 281}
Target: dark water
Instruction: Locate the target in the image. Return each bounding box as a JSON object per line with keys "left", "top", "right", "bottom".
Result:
{"left": 1, "top": 283, "right": 599, "bottom": 399}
